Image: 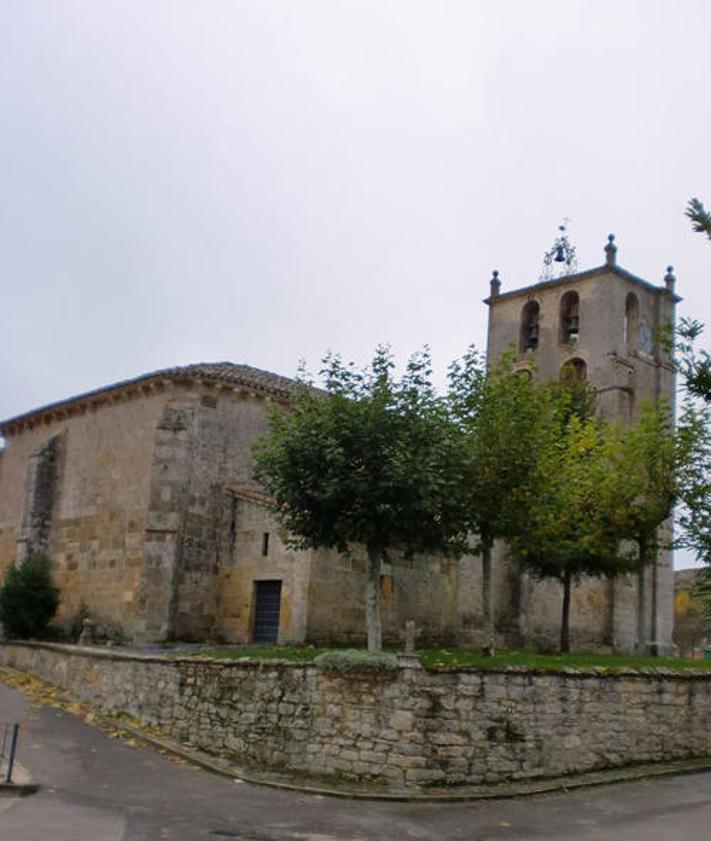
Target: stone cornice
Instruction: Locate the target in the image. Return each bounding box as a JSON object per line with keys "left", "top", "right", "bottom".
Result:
{"left": 484, "top": 264, "right": 683, "bottom": 306}
{"left": 1, "top": 363, "right": 296, "bottom": 437}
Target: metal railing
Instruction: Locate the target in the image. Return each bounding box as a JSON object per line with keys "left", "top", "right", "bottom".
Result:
{"left": 0, "top": 720, "right": 20, "bottom": 784}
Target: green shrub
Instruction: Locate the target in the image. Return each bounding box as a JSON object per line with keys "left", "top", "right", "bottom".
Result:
{"left": 314, "top": 649, "right": 398, "bottom": 674}
{"left": 0, "top": 553, "right": 60, "bottom": 639}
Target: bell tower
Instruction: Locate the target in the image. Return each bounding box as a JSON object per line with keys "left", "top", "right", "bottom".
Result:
{"left": 484, "top": 235, "right": 680, "bottom": 654}
{"left": 485, "top": 234, "right": 678, "bottom": 424}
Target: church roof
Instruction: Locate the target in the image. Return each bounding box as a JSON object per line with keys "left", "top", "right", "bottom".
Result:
{"left": 1, "top": 361, "right": 298, "bottom": 435}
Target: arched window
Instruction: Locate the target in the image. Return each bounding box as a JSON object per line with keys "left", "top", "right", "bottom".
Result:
{"left": 520, "top": 301, "right": 540, "bottom": 353}
{"left": 560, "top": 291, "right": 580, "bottom": 344}
{"left": 560, "top": 358, "right": 587, "bottom": 382}
{"left": 625, "top": 293, "right": 639, "bottom": 353}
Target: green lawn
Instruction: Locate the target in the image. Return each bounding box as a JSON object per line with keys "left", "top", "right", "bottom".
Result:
{"left": 189, "top": 645, "right": 711, "bottom": 672}
{"left": 416, "top": 649, "right": 711, "bottom": 671}
{"left": 189, "top": 644, "right": 326, "bottom": 662}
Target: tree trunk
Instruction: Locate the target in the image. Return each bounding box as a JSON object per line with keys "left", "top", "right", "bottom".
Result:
{"left": 481, "top": 538, "right": 495, "bottom": 656}
{"left": 365, "top": 547, "right": 383, "bottom": 652}
{"left": 637, "top": 536, "right": 647, "bottom": 655}
{"left": 560, "top": 568, "right": 572, "bottom": 654}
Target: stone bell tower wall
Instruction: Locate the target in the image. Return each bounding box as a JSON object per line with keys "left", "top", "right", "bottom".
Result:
{"left": 483, "top": 252, "right": 678, "bottom": 654}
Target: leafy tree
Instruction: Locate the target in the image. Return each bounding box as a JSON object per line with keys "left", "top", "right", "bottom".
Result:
{"left": 687, "top": 197, "right": 711, "bottom": 240}
{"left": 0, "top": 553, "right": 60, "bottom": 639}
{"left": 673, "top": 574, "right": 711, "bottom": 657}
{"left": 658, "top": 319, "right": 711, "bottom": 565}
{"left": 509, "top": 395, "right": 630, "bottom": 652}
{"left": 675, "top": 397, "right": 711, "bottom": 565}
{"left": 692, "top": 571, "right": 711, "bottom": 637}
{"left": 673, "top": 319, "right": 711, "bottom": 405}
{"left": 604, "top": 402, "right": 693, "bottom": 653}
{"left": 253, "top": 347, "right": 465, "bottom": 652}
{"left": 448, "top": 349, "right": 551, "bottom": 654}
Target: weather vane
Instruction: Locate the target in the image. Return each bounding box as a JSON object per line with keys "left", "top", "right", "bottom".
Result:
{"left": 540, "top": 218, "right": 577, "bottom": 282}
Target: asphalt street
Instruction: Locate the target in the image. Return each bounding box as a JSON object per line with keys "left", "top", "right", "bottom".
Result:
{"left": 2, "top": 681, "right": 711, "bottom": 841}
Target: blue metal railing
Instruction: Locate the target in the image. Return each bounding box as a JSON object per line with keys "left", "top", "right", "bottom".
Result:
{"left": 0, "top": 720, "right": 20, "bottom": 784}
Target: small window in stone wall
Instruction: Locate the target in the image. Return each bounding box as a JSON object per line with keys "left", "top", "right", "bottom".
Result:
{"left": 200, "top": 394, "right": 218, "bottom": 409}
{"left": 262, "top": 532, "right": 270, "bottom": 556}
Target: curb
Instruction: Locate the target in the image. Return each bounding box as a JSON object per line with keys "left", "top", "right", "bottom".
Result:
{"left": 104, "top": 715, "right": 711, "bottom": 802}
{"left": 0, "top": 762, "right": 38, "bottom": 798}
{"left": 0, "top": 783, "right": 39, "bottom": 797}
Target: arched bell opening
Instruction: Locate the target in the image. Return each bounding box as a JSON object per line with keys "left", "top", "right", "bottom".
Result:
{"left": 560, "top": 290, "right": 580, "bottom": 344}
{"left": 560, "top": 357, "right": 588, "bottom": 382}
{"left": 520, "top": 301, "right": 540, "bottom": 353}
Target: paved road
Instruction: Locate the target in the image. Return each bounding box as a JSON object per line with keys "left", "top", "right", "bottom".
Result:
{"left": 2, "top": 683, "right": 711, "bottom": 840}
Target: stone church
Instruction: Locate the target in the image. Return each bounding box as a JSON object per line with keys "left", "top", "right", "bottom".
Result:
{"left": 0, "top": 237, "right": 678, "bottom": 651}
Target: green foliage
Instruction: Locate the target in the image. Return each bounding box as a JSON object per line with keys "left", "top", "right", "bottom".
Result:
{"left": 416, "top": 648, "right": 711, "bottom": 672}
{"left": 255, "top": 346, "right": 465, "bottom": 558}
{"left": 508, "top": 387, "right": 708, "bottom": 654}
{"left": 674, "top": 579, "right": 711, "bottom": 656}
{"left": 549, "top": 375, "right": 598, "bottom": 425}
{"left": 447, "top": 348, "right": 557, "bottom": 652}
{"left": 687, "top": 197, "right": 711, "bottom": 240}
{"left": 254, "top": 346, "right": 466, "bottom": 651}
{"left": 675, "top": 399, "right": 711, "bottom": 564}
{"left": 512, "top": 415, "right": 628, "bottom": 582}
{"left": 447, "top": 349, "right": 550, "bottom": 549}
{"left": 605, "top": 402, "right": 678, "bottom": 551}
{"left": 674, "top": 318, "right": 711, "bottom": 405}
{"left": 692, "top": 570, "right": 711, "bottom": 631}
{"left": 509, "top": 404, "right": 632, "bottom": 652}
{"left": 658, "top": 320, "right": 711, "bottom": 565}
{"left": 0, "top": 553, "right": 60, "bottom": 640}
{"left": 189, "top": 644, "right": 711, "bottom": 673}
{"left": 314, "top": 649, "right": 398, "bottom": 673}
{"left": 601, "top": 400, "right": 705, "bottom": 652}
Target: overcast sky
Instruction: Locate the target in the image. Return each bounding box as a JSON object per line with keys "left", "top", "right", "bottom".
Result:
{"left": 2, "top": 2, "right": 709, "bottom": 414}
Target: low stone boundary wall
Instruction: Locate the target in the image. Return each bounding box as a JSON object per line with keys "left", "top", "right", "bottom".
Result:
{"left": 3, "top": 641, "right": 711, "bottom": 788}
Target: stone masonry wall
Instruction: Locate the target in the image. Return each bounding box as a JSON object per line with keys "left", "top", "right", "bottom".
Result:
{"left": 214, "top": 496, "right": 312, "bottom": 644}
{"left": 307, "top": 547, "right": 461, "bottom": 648}
{"left": 167, "top": 385, "right": 284, "bottom": 641}
{"left": 4, "top": 642, "right": 711, "bottom": 789}
{"left": 0, "top": 393, "right": 167, "bottom": 635}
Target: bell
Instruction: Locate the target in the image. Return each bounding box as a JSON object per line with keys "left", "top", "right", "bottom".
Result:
{"left": 554, "top": 245, "right": 566, "bottom": 263}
